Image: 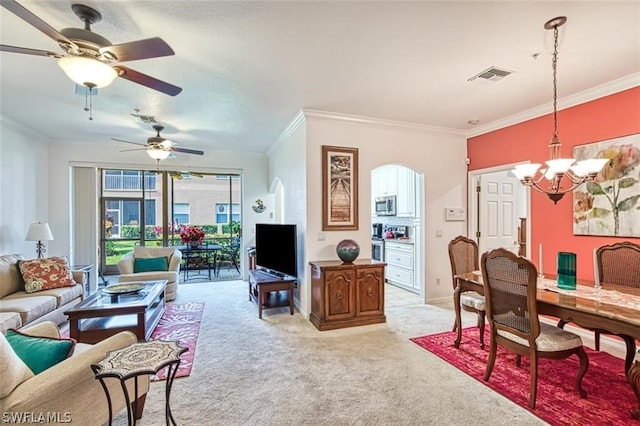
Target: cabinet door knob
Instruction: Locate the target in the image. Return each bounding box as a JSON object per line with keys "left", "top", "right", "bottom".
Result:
{"left": 336, "top": 290, "right": 343, "bottom": 300}
{"left": 367, "top": 287, "right": 373, "bottom": 297}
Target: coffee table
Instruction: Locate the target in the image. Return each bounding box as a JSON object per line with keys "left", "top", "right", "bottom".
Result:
{"left": 64, "top": 280, "right": 167, "bottom": 344}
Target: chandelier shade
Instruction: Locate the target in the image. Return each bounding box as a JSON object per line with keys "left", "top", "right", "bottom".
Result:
{"left": 57, "top": 56, "right": 118, "bottom": 88}
{"left": 511, "top": 16, "right": 608, "bottom": 204}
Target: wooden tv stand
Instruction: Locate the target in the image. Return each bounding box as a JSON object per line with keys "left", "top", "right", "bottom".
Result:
{"left": 248, "top": 269, "right": 295, "bottom": 319}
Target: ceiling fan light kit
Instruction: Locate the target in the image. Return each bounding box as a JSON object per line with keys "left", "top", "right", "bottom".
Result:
{"left": 57, "top": 55, "right": 118, "bottom": 88}
{"left": 511, "top": 16, "right": 608, "bottom": 204}
{"left": 146, "top": 148, "right": 172, "bottom": 160}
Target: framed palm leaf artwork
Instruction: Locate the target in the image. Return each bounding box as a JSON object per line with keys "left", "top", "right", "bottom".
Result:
{"left": 573, "top": 133, "right": 640, "bottom": 236}
{"left": 322, "top": 145, "right": 358, "bottom": 231}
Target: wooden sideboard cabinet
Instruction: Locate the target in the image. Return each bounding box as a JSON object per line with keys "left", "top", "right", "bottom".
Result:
{"left": 309, "top": 259, "right": 386, "bottom": 331}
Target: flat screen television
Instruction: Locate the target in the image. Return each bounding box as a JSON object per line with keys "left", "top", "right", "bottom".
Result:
{"left": 255, "top": 223, "right": 297, "bottom": 278}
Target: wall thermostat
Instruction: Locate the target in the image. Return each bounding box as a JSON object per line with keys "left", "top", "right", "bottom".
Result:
{"left": 444, "top": 207, "right": 465, "bottom": 221}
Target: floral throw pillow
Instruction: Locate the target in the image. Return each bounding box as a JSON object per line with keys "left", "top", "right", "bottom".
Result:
{"left": 18, "top": 257, "right": 76, "bottom": 293}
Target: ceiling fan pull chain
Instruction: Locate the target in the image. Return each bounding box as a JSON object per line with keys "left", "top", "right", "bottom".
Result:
{"left": 83, "top": 83, "right": 96, "bottom": 121}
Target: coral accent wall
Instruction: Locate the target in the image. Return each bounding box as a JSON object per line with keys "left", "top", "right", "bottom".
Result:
{"left": 467, "top": 87, "right": 640, "bottom": 282}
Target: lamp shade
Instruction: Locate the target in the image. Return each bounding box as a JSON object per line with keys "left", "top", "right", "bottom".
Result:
{"left": 25, "top": 222, "right": 54, "bottom": 242}
{"left": 57, "top": 56, "right": 118, "bottom": 88}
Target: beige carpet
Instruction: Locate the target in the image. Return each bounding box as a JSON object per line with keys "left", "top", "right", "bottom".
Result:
{"left": 114, "top": 281, "right": 545, "bottom": 425}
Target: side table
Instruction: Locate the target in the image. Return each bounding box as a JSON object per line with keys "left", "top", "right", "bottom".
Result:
{"left": 91, "top": 340, "right": 187, "bottom": 426}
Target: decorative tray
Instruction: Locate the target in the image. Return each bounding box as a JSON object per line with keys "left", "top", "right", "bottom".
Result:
{"left": 102, "top": 283, "right": 146, "bottom": 295}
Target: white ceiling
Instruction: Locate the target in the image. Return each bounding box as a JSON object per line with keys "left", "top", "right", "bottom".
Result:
{"left": 1, "top": 1, "right": 639, "bottom": 155}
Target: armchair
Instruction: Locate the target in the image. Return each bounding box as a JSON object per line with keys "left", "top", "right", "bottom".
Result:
{"left": 117, "top": 246, "right": 182, "bottom": 301}
{"left": 0, "top": 321, "right": 148, "bottom": 424}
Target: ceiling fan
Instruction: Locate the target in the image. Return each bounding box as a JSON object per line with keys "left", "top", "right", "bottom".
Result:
{"left": 113, "top": 125, "right": 205, "bottom": 161}
{"left": 0, "top": 1, "right": 182, "bottom": 96}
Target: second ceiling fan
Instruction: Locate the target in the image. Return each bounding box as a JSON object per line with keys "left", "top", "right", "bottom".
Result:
{"left": 113, "top": 125, "right": 204, "bottom": 160}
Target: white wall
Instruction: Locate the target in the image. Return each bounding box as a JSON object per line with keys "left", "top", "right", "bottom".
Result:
{"left": 303, "top": 111, "right": 468, "bottom": 303}
{"left": 0, "top": 116, "right": 50, "bottom": 256}
{"left": 268, "top": 115, "right": 308, "bottom": 313}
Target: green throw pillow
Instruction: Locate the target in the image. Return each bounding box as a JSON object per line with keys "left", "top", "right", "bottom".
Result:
{"left": 5, "top": 329, "right": 75, "bottom": 374}
{"left": 134, "top": 256, "right": 169, "bottom": 273}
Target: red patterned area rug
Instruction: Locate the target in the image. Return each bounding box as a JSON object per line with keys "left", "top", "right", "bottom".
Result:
{"left": 60, "top": 302, "right": 204, "bottom": 381}
{"left": 149, "top": 302, "right": 204, "bottom": 381}
{"left": 411, "top": 327, "right": 636, "bottom": 425}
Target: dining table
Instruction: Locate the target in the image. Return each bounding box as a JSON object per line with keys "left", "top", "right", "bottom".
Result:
{"left": 454, "top": 271, "right": 640, "bottom": 420}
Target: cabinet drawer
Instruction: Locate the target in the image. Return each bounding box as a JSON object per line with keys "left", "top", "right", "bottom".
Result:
{"left": 385, "top": 265, "right": 413, "bottom": 286}
{"left": 384, "top": 249, "right": 413, "bottom": 269}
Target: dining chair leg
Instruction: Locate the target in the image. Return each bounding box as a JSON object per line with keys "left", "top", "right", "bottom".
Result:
{"left": 515, "top": 354, "right": 522, "bottom": 367}
{"left": 575, "top": 347, "right": 589, "bottom": 398}
{"left": 595, "top": 331, "right": 601, "bottom": 351}
{"left": 529, "top": 352, "right": 539, "bottom": 409}
{"left": 477, "top": 311, "right": 485, "bottom": 349}
{"left": 452, "top": 320, "right": 457, "bottom": 333}
{"left": 483, "top": 337, "right": 497, "bottom": 382}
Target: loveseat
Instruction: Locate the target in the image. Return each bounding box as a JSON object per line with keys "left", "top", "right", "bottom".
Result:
{"left": 0, "top": 321, "right": 149, "bottom": 424}
{"left": 0, "top": 254, "right": 85, "bottom": 334}
{"left": 117, "top": 246, "right": 182, "bottom": 301}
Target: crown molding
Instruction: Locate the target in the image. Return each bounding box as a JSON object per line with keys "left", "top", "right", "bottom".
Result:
{"left": 467, "top": 73, "right": 640, "bottom": 138}
{"left": 301, "top": 108, "right": 466, "bottom": 135}
{"left": 0, "top": 114, "right": 49, "bottom": 142}
{"left": 269, "top": 109, "right": 306, "bottom": 156}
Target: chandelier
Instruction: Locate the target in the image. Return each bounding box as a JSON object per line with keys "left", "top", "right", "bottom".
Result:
{"left": 511, "top": 16, "right": 608, "bottom": 204}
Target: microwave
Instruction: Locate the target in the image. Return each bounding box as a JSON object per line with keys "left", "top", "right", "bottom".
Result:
{"left": 375, "top": 195, "right": 397, "bottom": 216}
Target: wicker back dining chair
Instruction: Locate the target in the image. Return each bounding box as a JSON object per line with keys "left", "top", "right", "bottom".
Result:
{"left": 592, "top": 241, "right": 640, "bottom": 367}
{"left": 481, "top": 248, "right": 589, "bottom": 409}
{"left": 448, "top": 235, "right": 486, "bottom": 349}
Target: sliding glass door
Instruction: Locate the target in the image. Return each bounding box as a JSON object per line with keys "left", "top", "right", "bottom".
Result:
{"left": 99, "top": 169, "right": 241, "bottom": 278}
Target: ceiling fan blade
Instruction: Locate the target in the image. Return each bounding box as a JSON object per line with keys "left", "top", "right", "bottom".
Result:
{"left": 111, "top": 137, "right": 146, "bottom": 147}
{"left": 113, "top": 65, "right": 182, "bottom": 96}
{"left": 100, "top": 37, "right": 174, "bottom": 63}
{"left": 2, "top": 0, "right": 75, "bottom": 48}
{"left": 0, "top": 44, "right": 60, "bottom": 57}
{"left": 119, "top": 148, "right": 146, "bottom": 152}
{"left": 173, "top": 147, "right": 204, "bottom": 156}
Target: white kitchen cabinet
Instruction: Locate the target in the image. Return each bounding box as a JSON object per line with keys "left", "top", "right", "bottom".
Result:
{"left": 374, "top": 165, "right": 398, "bottom": 197}
{"left": 384, "top": 241, "right": 416, "bottom": 292}
{"left": 396, "top": 167, "right": 415, "bottom": 217}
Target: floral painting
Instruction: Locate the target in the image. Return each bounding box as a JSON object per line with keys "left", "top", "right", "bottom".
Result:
{"left": 573, "top": 134, "right": 640, "bottom": 237}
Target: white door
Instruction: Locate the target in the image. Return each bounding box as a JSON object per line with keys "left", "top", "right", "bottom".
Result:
{"left": 478, "top": 172, "right": 521, "bottom": 255}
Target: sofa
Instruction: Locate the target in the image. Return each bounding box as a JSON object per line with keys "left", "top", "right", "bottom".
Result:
{"left": 0, "top": 321, "right": 149, "bottom": 425}
{"left": 117, "top": 246, "right": 182, "bottom": 301}
{"left": 0, "top": 254, "right": 85, "bottom": 334}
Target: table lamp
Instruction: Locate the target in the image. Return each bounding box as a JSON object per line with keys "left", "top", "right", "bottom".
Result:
{"left": 25, "top": 222, "right": 54, "bottom": 259}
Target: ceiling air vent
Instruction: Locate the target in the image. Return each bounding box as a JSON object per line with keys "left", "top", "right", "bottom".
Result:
{"left": 130, "top": 112, "right": 157, "bottom": 124}
{"left": 467, "top": 66, "right": 513, "bottom": 82}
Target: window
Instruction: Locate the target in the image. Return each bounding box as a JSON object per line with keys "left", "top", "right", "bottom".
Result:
{"left": 215, "top": 203, "right": 240, "bottom": 224}
{"left": 173, "top": 203, "right": 190, "bottom": 225}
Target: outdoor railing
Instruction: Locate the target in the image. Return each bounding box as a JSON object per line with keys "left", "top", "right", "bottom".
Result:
{"left": 104, "top": 174, "right": 157, "bottom": 191}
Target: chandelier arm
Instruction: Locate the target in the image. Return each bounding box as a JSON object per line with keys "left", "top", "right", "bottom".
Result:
{"left": 528, "top": 178, "right": 586, "bottom": 196}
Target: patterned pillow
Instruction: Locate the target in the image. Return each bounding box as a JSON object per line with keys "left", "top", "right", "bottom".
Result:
{"left": 18, "top": 257, "right": 76, "bottom": 293}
